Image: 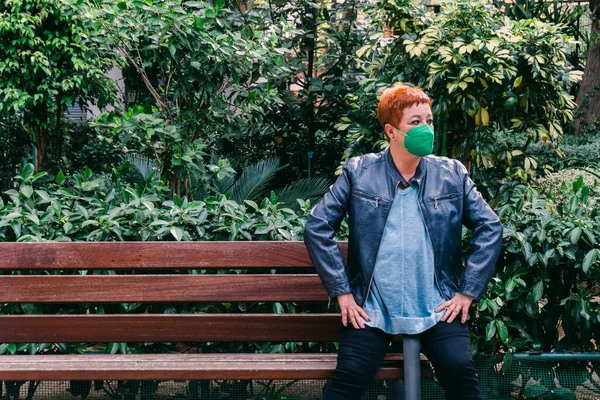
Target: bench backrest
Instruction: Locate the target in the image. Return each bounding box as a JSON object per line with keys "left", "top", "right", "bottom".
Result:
{"left": 0, "top": 241, "right": 347, "bottom": 344}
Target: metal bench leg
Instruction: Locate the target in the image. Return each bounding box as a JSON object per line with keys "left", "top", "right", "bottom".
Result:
{"left": 403, "top": 335, "right": 421, "bottom": 400}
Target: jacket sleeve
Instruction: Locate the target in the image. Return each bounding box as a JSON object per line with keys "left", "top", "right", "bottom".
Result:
{"left": 456, "top": 161, "right": 503, "bottom": 301}
{"left": 303, "top": 161, "right": 355, "bottom": 299}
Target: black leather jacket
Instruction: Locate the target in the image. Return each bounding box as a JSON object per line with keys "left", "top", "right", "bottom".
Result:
{"left": 304, "top": 148, "right": 503, "bottom": 306}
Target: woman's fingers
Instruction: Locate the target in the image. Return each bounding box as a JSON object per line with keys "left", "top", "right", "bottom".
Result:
{"left": 437, "top": 292, "right": 476, "bottom": 323}
{"left": 446, "top": 306, "right": 461, "bottom": 323}
{"left": 348, "top": 307, "right": 363, "bottom": 329}
{"left": 351, "top": 310, "right": 363, "bottom": 329}
{"left": 435, "top": 300, "right": 451, "bottom": 313}
{"left": 357, "top": 306, "right": 371, "bottom": 323}
{"left": 440, "top": 301, "right": 456, "bottom": 322}
{"left": 341, "top": 305, "right": 369, "bottom": 329}
{"left": 441, "top": 299, "right": 471, "bottom": 323}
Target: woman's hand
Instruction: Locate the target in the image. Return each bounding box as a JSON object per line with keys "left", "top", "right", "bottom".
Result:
{"left": 337, "top": 293, "right": 371, "bottom": 329}
{"left": 435, "top": 293, "right": 474, "bottom": 324}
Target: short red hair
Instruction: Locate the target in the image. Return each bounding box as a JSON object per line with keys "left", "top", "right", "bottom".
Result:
{"left": 377, "top": 83, "right": 432, "bottom": 130}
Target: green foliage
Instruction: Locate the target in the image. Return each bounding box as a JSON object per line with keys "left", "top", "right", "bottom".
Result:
{"left": 86, "top": 0, "right": 297, "bottom": 190}
{"left": 50, "top": 120, "right": 123, "bottom": 178}
{"left": 522, "top": 132, "right": 600, "bottom": 173}
{"left": 226, "top": 158, "right": 284, "bottom": 204}
{"left": 493, "top": 0, "right": 590, "bottom": 67}
{"left": 0, "top": 118, "right": 32, "bottom": 192}
{"left": 473, "top": 177, "right": 600, "bottom": 357}
{"left": 83, "top": 0, "right": 389, "bottom": 185}
{"left": 472, "top": 130, "right": 600, "bottom": 199}
{"left": 94, "top": 105, "right": 208, "bottom": 196}
{"left": 226, "top": 0, "right": 381, "bottom": 181}
{"left": 534, "top": 168, "right": 600, "bottom": 193}
{"left": 0, "top": 0, "right": 118, "bottom": 170}
{"left": 339, "top": 0, "right": 582, "bottom": 176}
{"left": 0, "top": 118, "right": 121, "bottom": 193}
{"left": 207, "top": 157, "right": 332, "bottom": 210}
{"left": 0, "top": 163, "right": 312, "bottom": 242}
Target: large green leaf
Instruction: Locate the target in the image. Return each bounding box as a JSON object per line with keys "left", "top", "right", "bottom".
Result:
{"left": 501, "top": 351, "right": 513, "bottom": 373}
{"left": 582, "top": 249, "right": 598, "bottom": 274}
{"left": 495, "top": 320, "right": 508, "bottom": 343}
{"left": 552, "top": 387, "right": 576, "bottom": 400}
{"left": 276, "top": 177, "right": 332, "bottom": 209}
{"left": 229, "top": 158, "right": 283, "bottom": 203}
{"left": 126, "top": 154, "right": 158, "bottom": 182}
{"left": 485, "top": 321, "right": 497, "bottom": 341}
{"left": 523, "top": 384, "right": 548, "bottom": 398}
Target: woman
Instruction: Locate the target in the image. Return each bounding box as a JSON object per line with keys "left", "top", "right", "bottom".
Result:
{"left": 304, "top": 83, "right": 503, "bottom": 400}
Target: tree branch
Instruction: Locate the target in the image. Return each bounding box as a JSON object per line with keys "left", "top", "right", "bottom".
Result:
{"left": 118, "top": 46, "right": 169, "bottom": 114}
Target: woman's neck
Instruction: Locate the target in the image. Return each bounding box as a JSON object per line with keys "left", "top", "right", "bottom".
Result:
{"left": 390, "top": 146, "right": 420, "bottom": 181}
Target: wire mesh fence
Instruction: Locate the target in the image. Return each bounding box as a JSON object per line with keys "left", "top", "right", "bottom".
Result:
{"left": 3, "top": 356, "right": 599, "bottom": 399}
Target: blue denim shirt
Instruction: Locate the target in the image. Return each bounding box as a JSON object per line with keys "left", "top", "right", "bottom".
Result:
{"left": 363, "top": 184, "right": 446, "bottom": 334}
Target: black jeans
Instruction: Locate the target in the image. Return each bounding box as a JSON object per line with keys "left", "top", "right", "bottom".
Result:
{"left": 323, "top": 319, "right": 481, "bottom": 400}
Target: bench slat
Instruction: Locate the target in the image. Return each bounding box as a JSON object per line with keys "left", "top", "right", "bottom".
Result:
{"left": 0, "top": 275, "right": 328, "bottom": 303}
{"left": 0, "top": 241, "right": 347, "bottom": 270}
{"left": 0, "top": 354, "right": 433, "bottom": 380}
{"left": 0, "top": 314, "right": 342, "bottom": 343}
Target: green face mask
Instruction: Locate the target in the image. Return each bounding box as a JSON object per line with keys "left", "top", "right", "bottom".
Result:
{"left": 392, "top": 123, "right": 434, "bottom": 157}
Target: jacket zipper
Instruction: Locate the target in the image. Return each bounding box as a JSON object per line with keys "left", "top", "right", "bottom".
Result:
{"left": 417, "top": 179, "right": 448, "bottom": 300}
{"left": 365, "top": 249, "right": 381, "bottom": 306}
{"left": 363, "top": 183, "right": 396, "bottom": 305}
{"left": 354, "top": 190, "right": 380, "bottom": 208}
{"left": 432, "top": 193, "right": 459, "bottom": 209}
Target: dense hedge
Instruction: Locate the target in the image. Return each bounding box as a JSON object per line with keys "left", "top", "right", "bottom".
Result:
{"left": 475, "top": 177, "right": 600, "bottom": 357}
{"left": 1, "top": 164, "right": 598, "bottom": 357}
{"left": 0, "top": 164, "right": 310, "bottom": 243}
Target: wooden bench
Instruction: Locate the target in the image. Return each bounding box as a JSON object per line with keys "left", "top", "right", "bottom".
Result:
{"left": 0, "top": 241, "right": 432, "bottom": 399}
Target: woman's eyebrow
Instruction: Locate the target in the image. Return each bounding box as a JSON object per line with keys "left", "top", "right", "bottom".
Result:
{"left": 409, "top": 114, "right": 433, "bottom": 119}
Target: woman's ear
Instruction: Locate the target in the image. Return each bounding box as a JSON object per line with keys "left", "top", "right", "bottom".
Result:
{"left": 384, "top": 124, "right": 395, "bottom": 140}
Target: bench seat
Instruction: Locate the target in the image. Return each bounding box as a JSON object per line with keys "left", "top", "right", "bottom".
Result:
{"left": 0, "top": 241, "right": 433, "bottom": 399}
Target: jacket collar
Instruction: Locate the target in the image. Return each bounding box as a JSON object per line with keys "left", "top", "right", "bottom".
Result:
{"left": 383, "top": 147, "right": 426, "bottom": 186}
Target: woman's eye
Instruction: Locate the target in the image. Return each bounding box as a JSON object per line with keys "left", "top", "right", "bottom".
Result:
{"left": 411, "top": 120, "right": 420, "bottom": 125}
{"left": 427, "top": 120, "right": 434, "bottom": 125}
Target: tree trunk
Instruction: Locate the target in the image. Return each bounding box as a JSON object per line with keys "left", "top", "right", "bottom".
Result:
{"left": 575, "top": 0, "right": 600, "bottom": 134}
{"left": 34, "top": 127, "right": 49, "bottom": 173}
{"left": 53, "top": 95, "right": 63, "bottom": 161}
{"left": 304, "top": 3, "right": 318, "bottom": 180}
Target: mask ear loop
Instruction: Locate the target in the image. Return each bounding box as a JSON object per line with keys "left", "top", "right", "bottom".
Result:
{"left": 390, "top": 126, "right": 408, "bottom": 151}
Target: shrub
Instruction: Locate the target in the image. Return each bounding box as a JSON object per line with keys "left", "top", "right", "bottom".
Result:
{"left": 341, "top": 0, "right": 582, "bottom": 177}
{"left": 0, "top": 163, "right": 322, "bottom": 362}
{"left": 0, "top": 118, "right": 32, "bottom": 192}
{"left": 0, "top": 0, "right": 117, "bottom": 171}
{"left": 526, "top": 132, "right": 600, "bottom": 173}
{"left": 474, "top": 177, "right": 600, "bottom": 361}
{"left": 3, "top": 164, "right": 599, "bottom": 363}
{"left": 533, "top": 168, "right": 600, "bottom": 193}
{"left": 0, "top": 164, "right": 310, "bottom": 243}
